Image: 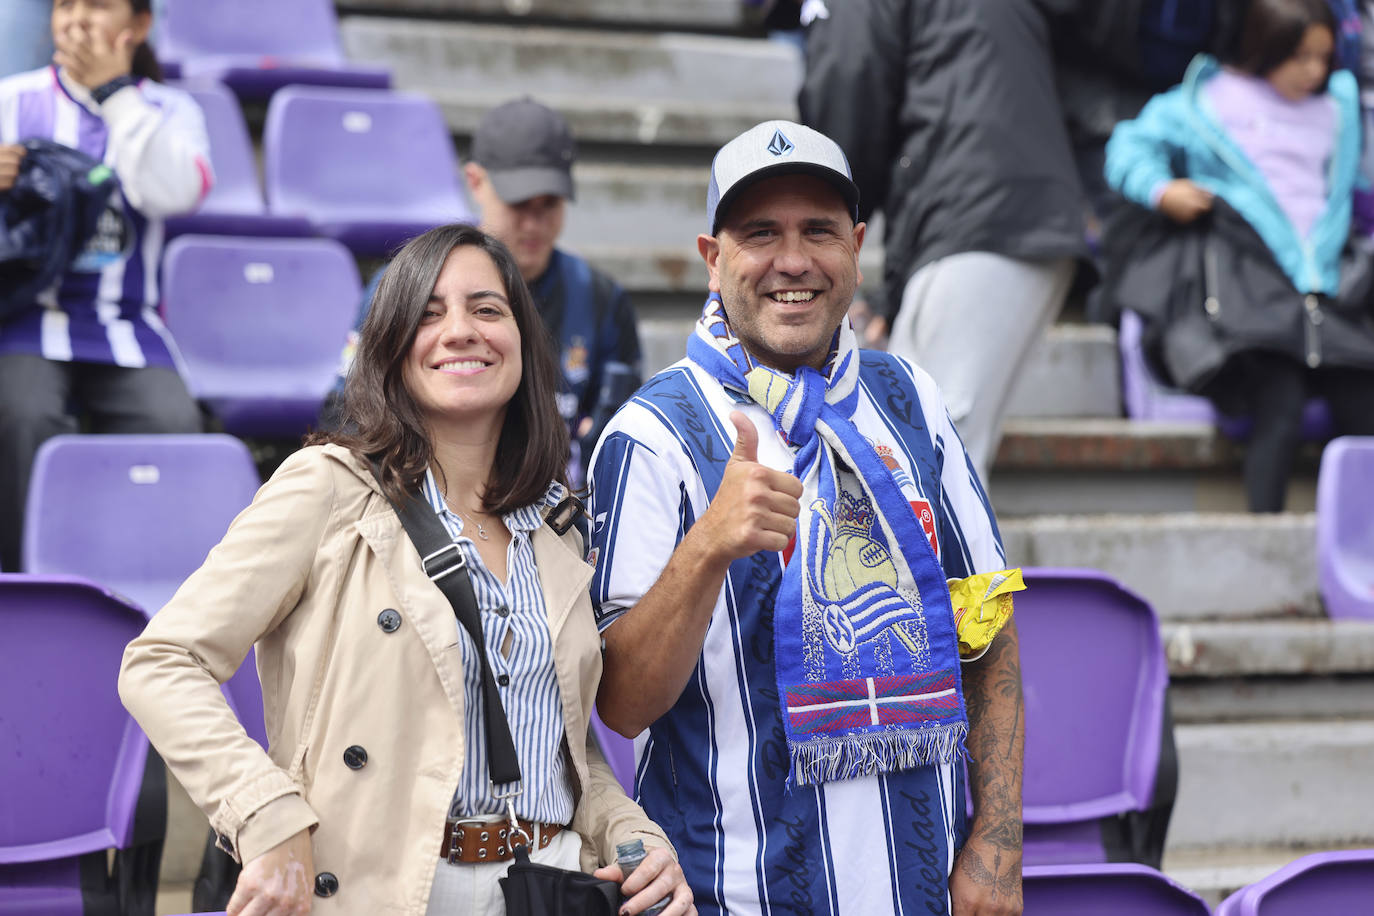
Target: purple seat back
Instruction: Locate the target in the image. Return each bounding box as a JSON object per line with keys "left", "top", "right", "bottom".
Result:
{"left": 1120, "top": 310, "right": 1332, "bottom": 438}
{"left": 1217, "top": 849, "right": 1374, "bottom": 915}
{"left": 263, "top": 87, "right": 474, "bottom": 254}
{"left": 158, "top": 0, "right": 389, "bottom": 99}
{"left": 1024, "top": 863, "right": 1210, "bottom": 914}
{"left": 224, "top": 647, "right": 268, "bottom": 749}
{"left": 161, "top": 235, "right": 361, "bottom": 436}
{"left": 1017, "top": 569, "right": 1169, "bottom": 864}
{"left": 590, "top": 709, "right": 637, "bottom": 796}
{"left": 0, "top": 575, "right": 151, "bottom": 865}
{"left": 23, "top": 435, "right": 261, "bottom": 612}
{"left": 1317, "top": 437, "right": 1374, "bottom": 620}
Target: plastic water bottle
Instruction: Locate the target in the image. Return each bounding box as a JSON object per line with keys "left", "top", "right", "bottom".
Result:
{"left": 615, "top": 838, "right": 670, "bottom": 915}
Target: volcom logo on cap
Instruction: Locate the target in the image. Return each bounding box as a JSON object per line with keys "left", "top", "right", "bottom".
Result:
{"left": 767, "top": 129, "right": 794, "bottom": 157}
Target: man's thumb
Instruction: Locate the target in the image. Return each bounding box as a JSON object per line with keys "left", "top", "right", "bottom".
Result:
{"left": 728, "top": 411, "right": 759, "bottom": 464}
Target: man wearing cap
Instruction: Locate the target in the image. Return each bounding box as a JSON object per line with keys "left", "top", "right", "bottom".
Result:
{"left": 587, "top": 121, "right": 1024, "bottom": 915}
{"left": 463, "top": 97, "right": 642, "bottom": 481}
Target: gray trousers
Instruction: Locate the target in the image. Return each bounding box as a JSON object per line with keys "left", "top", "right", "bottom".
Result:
{"left": 888, "top": 252, "right": 1077, "bottom": 481}
{"left": 0, "top": 354, "right": 202, "bottom": 571}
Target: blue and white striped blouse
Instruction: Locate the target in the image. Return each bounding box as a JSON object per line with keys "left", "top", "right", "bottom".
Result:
{"left": 420, "top": 468, "right": 575, "bottom": 826}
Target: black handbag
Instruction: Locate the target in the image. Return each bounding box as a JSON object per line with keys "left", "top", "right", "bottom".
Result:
{"left": 377, "top": 469, "right": 620, "bottom": 916}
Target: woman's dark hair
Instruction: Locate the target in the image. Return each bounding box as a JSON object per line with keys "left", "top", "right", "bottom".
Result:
{"left": 1226, "top": 0, "right": 1337, "bottom": 86}
{"left": 128, "top": 0, "right": 163, "bottom": 82}
{"left": 309, "top": 224, "right": 570, "bottom": 514}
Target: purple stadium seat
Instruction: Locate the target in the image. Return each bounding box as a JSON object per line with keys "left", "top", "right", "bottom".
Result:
{"left": 23, "top": 434, "right": 261, "bottom": 612}
{"left": 0, "top": 574, "right": 153, "bottom": 915}
{"left": 1215, "top": 849, "right": 1374, "bottom": 915}
{"left": 590, "top": 709, "right": 637, "bottom": 796}
{"left": 157, "top": 0, "right": 390, "bottom": 101}
{"left": 263, "top": 87, "right": 476, "bottom": 255}
{"left": 1016, "top": 569, "right": 1176, "bottom": 868}
{"left": 1024, "top": 863, "right": 1210, "bottom": 915}
{"left": 161, "top": 235, "right": 362, "bottom": 437}
{"left": 1316, "top": 437, "right": 1374, "bottom": 620}
{"left": 1120, "top": 309, "right": 1332, "bottom": 439}
{"left": 165, "top": 82, "right": 312, "bottom": 240}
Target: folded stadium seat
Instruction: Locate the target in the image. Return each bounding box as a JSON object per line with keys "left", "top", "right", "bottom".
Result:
{"left": 1015, "top": 569, "right": 1178, "bottom": 869}
{"left": 161, "top": 235, "right": 362, "bottom": 437}
{"left": 1023, "top": 863, "right": 1210, "bottom": 915}
{"left": 263, "top": 87, "right": 476, "bottom": 256}
{"left": 156, "top": 0, "right": 390, "bottom": 101}
{"left": 1119, "top": 309, "right": 1332, "bottom": 439}
{"left": 165, "top": 82, "right": 313, "bottom": 240}
{"left": 0, "top": 575, "right": 157, "bottom": 915}
{"left": 1316, "top": 437, "right": 1374, "bottom": 620}
{"left": 1215, "top": 849, "right": 1374, "bottom": 915}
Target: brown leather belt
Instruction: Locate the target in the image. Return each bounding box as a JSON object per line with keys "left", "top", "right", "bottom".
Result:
{"left": 439, "top": 817, "right": 563, "bottom": 863}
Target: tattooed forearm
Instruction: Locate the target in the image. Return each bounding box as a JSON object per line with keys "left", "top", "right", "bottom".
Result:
{"left": 963, "top": 618, "right": 1025, "bottom": 852}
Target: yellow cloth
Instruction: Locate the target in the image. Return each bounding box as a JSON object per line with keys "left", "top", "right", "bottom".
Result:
{"left": 948, "top": 568, "right": 1025, "bottom": 661}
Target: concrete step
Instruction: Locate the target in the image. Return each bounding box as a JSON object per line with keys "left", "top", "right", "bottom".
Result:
{"left": 1004, "top": 324, "right": 1121, "bottom": 419}
{"left": 339, "top": 18, "right": 800, "bottom": 146}
{"left": 990, "top": 419, "right": 1320, "bottom": 515}
{"left": 999, "top": 512, "right": 1320, "bottom": 621}
{"left": 1167, "top": 719, "right": 1374, "bottom": 853}
{"left": 336, "top": 0, "right": 753, "bottom": 32}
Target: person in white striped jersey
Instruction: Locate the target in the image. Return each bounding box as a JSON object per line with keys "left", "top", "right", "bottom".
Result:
{"left": 588, "top": 121, "right": 1025, "bottom": 916}
{"left": 0, "top": 0, "right": 209, "bottom": 571}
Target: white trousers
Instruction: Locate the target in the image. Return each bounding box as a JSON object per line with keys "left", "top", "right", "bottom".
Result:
{"left": 425, "top": 825, "right": 582, "bottom": 916}
{"left": 888, "top": 252, "right": 1076, "bottom": 480}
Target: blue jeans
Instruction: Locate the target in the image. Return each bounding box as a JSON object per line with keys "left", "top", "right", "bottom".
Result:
{"left": 0, "top": 0, "right": 54, "bottom": 79}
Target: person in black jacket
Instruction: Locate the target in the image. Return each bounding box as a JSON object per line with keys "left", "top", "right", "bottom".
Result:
{"left": 800, "top": 0, "right": 1088, "bottom": 481}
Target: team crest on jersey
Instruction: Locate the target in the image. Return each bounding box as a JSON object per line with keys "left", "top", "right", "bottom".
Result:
{"left": 872, "top": 443, "right": 938, "bottom": 558}
{"left": 563, "top": 337, "right": 589, "bottom": 384}
{"left": 70, "top": 195, "right": 134, "bottom": 273}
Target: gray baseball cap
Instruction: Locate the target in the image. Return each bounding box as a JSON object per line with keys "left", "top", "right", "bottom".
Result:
{"left": 470, "top": 97, "right": 577, "bottom": 203}
{"left": 706, "top": 119, "right": 859, "bottom": 234}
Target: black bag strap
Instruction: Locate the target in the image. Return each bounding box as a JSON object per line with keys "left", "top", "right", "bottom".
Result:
{"left": 370, "top": 462, "right": 523, "bottom": 788}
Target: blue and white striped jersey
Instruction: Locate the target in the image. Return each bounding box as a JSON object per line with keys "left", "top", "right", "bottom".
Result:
{"left": 420, "top": 469, "right": 575, "bottom": 826}
{"left": 0, "top": 67, "right": 211, "bottom": 369}
{"left": 588, "top": 350, "right": 1006, "bottom": 915}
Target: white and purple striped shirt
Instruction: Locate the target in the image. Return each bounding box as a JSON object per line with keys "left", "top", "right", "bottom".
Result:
{"left": 419, "top": 468, "right": 576, "bottom": 826}
{"left": 0, "top": 66, "right": 212, "bottom": 368}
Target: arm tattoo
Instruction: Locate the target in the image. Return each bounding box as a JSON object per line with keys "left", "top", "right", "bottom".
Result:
{"left": 962, "top": 619, "right": 1025, "bottom": 853}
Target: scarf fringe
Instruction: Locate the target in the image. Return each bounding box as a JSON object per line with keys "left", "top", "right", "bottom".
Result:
{"left": 789, "top": 723, "right": 968, "bottom": 787}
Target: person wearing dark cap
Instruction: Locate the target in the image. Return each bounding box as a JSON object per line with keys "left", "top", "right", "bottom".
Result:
{"left": 464, "top": 97, "right": 642, "bottom": 485}
{"left": 585, "top": 120, "right": 1025, "bottom": 915}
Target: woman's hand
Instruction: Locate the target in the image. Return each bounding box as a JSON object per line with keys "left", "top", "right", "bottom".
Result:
{"left": 594, "top": 846, "right": 696, "bottom": 915}
{"left": 0, "top": 145, "right": 25, "bottom": 193}
{"left": 53, "top": 21, "right": 136, "bottom": 90}
{"left": 1157, "top": 179, "right": 1214, "bottom": 224}
{"left": 226, "top": 828, "right": 315, "bottom": 916}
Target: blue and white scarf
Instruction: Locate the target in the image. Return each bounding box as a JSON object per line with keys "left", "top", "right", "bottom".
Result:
{"left": 687, "top": 295, "right": 967, "bottom": 786}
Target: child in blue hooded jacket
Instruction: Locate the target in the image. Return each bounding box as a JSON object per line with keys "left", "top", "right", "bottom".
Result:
{"left": 1106, "top": 0, "right": 1374, "bottom": 512}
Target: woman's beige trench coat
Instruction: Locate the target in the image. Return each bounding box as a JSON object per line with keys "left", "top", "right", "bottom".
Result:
{"left": 119, "top": 444, "right": 671, "bottom": 913}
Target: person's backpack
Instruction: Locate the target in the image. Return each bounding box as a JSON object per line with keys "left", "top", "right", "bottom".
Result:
{"left": 0, "top": 138, "right": 118, "bottom": 319}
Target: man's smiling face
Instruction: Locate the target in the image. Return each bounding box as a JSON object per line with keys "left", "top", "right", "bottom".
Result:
{"left": 699, "top": 173, "right": 865, "bottom": 373}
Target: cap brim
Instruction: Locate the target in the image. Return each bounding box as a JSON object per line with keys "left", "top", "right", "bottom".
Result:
{"left": 487, "top": 166, "right": 575, "bottom": 204}
{"left": 711, "top": 161, "right": 859, "bottom": 235}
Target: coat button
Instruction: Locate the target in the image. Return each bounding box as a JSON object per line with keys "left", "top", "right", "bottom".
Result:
{"left": 314, "top": 871, "right": 338, "bottom": 897}
{"left": 377, "top": 608, "right": 401, "bottom": 632}
{"left": 496, "top": 604, "right": 510, "bottom": 618}
{"left": 217, "top": 833, "right": 232, "bottom": 851}
{"left": 343, "top": 745, "right": 368, "bottom": 770}
{"left": 497, "top": 674, "right": 510, "bottom": 686}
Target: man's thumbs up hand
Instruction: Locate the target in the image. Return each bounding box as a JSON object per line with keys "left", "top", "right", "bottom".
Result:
{"left": 699, "top": 411, "right": 803, "bottom": 563}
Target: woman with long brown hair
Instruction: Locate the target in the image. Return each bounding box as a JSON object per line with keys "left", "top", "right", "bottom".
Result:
{"left": 120, "top": 224, "right": 694, "bottom": 915}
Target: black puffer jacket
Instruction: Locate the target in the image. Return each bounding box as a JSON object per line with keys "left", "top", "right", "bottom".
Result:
{"left": 800, "top": 0, "right": 1089, "bottom": 317}
{"left": 0, "top": 138, "right": 117, "bottom": 318}
{"left": 1103, "top": 199, "right": 1374, "bottom": 406}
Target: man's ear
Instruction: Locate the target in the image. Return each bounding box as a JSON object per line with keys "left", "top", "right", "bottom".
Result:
{"left": 697, "top": 233, "right": 722, "bottom": 293}
{"left": 853, "top": 220, "right": 866, "bottom": 286}
{"left": 463, "top": 162, "right": 485, "bottom": 193}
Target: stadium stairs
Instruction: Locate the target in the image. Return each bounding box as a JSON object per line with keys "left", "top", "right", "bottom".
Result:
{"left": 153, "top": 2, "right": 1374, "bottom": 911}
